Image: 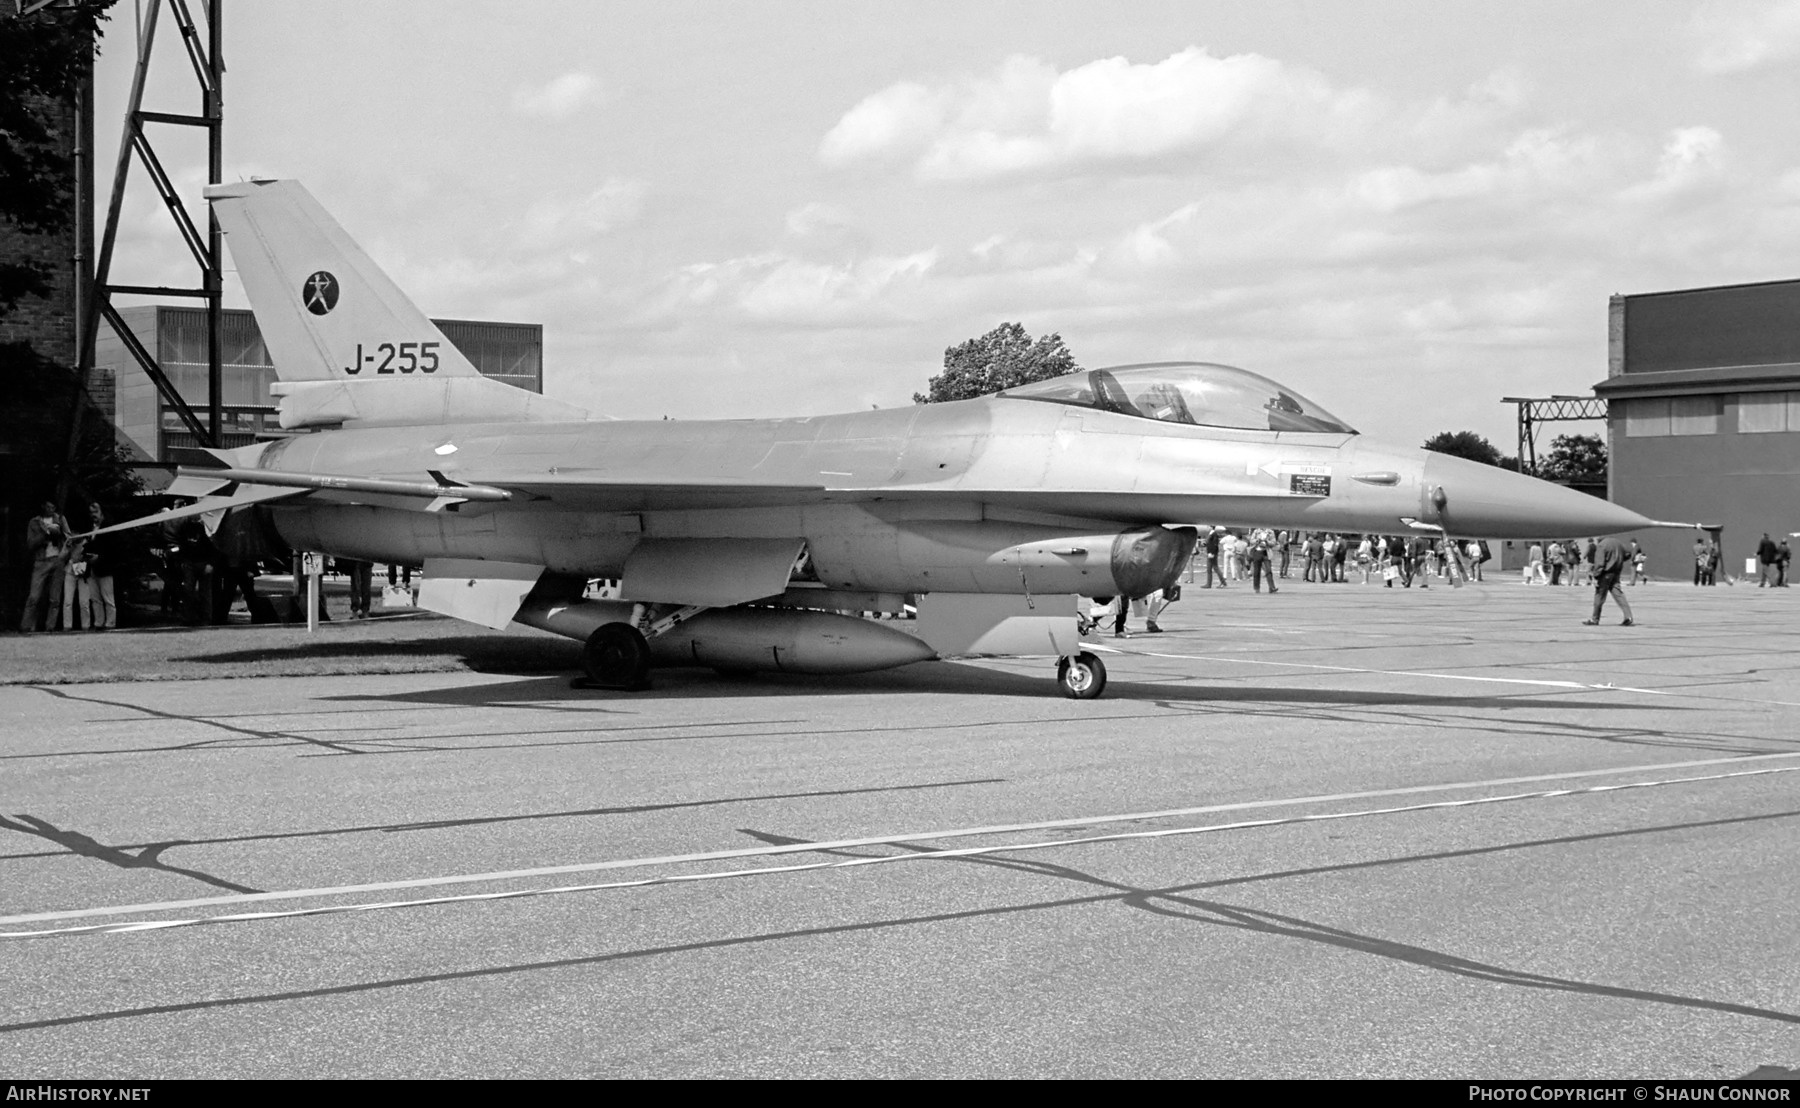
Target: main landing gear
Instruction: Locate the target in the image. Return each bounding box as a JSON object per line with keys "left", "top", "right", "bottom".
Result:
{"left": 1056, "top": 651, "right": 1107, "bottom": 699}
{"left": 578, "top": 622, "right": 652, "bottom": 691}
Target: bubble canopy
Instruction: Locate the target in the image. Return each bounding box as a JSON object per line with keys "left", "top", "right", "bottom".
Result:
{"left": 996, "top": 362, "right": 1357, "bottom": 435}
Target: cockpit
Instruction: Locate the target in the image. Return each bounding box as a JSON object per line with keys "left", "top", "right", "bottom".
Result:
{"left": 996, "top": 362, "right": 1357, "bottom": 435}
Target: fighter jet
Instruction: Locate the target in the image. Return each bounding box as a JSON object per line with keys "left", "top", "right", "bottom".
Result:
{"left": 95, "top": 179, "right": 1660, "bottom": 698}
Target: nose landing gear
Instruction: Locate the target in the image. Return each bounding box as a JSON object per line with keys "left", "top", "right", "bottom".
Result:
{"left": 1056, "top": 650, "right": 1107, "bottom": 699}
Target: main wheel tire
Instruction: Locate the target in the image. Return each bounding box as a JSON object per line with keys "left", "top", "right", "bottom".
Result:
{"left": 582, "top": 622, "right": 652, "bottom": 690}
{"left": 1056, "top": 651, "right": 1107, "bottom": 699}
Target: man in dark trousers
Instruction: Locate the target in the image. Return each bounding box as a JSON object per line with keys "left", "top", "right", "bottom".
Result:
{"left": 1202, "top": 527, "right": 1227, "bottom": 588}
{"left": 1406, "top": 534, "right": 1431, "bottom": 588}
{"left": 1248, "top": 526, "right": 1279, "bottom": 593}
{"left": 1758, "top": 532, "right": 1780, "bottom": 587}
{"left": 343, "top": 558, "right": 374, "bottom": 619}
{"left": 18, "top": 502, "right": 68, "bottom": 632}
{"left": 1583, "top": 534, "right": 1636, "bottom": 626}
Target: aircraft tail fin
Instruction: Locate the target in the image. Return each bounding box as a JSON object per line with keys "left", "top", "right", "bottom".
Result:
{"left": 206, "top": 179, "right": 479, "bottom": 383}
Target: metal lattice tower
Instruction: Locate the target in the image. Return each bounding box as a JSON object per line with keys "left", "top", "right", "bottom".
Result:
{"left": 1501, "top": 395, "right": 1607, "bottom": 476}
{"left": 77, "top": 0, "right": 223, "bottom": 450}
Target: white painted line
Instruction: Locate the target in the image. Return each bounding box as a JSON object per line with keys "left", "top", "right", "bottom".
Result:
{"left": 1123, "top": 649, "right": 1800, "bottom": 706}
{"left": 4, "top": 749, "right": 1797, "bottom": 929}
{"left": 1128, "top": 650, "right": 1626, "bottom": 691}
{"left": 7, "top": 763, "right": 1795, "bottom": 940}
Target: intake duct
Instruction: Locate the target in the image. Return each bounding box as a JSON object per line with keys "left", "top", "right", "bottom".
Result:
{"left": 1110, "top": 525, "right": 1198, "bottom": 598}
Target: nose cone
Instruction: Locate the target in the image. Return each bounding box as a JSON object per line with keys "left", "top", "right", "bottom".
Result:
{"left": 1423, "top": 453, "right": 1653, "bottom": 538}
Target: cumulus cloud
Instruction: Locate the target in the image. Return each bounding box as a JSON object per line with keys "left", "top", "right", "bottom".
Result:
{"left": 821, "top": 47, "right": 1370, "bottom": 181}
{"left": 343, "top": 48, "right": 1800, "bottom": 439}
{"left": 660, "top": 249, "right": 938, "bottom": 326}
{"left": 819, "top": 82, "right": 952, "bottom": 167}
{"left": 1351, "top": 128, "right": 1601, "bottom": 214}
{"left": 511, "top": 72, "right": 602, "bottom": 118}
{"left": 515, "top": 178, "right": 648, "bottom": 249}
{"left": 1690, "top": 0, "right": 1800, "bottom": 72}
{"left": 1616, "top": 126, "right": 1728, "bottom": 204}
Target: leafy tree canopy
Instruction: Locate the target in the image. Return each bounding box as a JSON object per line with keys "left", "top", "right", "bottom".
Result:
{"left": 914, "top": 322, "right": 1081, "bottom": 404}
{"left": 1538, "top": 433, "right": 1607, "bottom": 483}
{"left": 0, "top": 0, "right": 115, "bottom": 314}
{"left": 1422, "top": 430, "right": 1504, "bottom": 467}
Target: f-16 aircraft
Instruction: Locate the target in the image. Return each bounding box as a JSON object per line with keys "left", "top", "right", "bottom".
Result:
{"left": 94, "top": 179, "right": 1661, "bottom": 698}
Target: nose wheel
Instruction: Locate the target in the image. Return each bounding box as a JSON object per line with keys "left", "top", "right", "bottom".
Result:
{"left": 1056, "top": 651, "right": 1107, "bottom": 699}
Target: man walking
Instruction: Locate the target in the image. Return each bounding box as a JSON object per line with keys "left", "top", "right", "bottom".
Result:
{"left": 1758, "top": 532, "right": 1780, "bottom": 587}
{"left": 1407, "top": 534, "right": 1431, "bottom": 588}
{"left": 1202, "top": 527, "right": 1227, "bottom": 588}
{"left": 1583, "top": 534, "right": 1636, "bottom": 626}
{"left": 1144, "top": 586, "right": 1176, "bottom": 633}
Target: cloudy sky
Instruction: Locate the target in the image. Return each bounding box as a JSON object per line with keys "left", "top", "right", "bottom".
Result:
{"left": 93, "top": 0, "right": 1800, "bottom": 448}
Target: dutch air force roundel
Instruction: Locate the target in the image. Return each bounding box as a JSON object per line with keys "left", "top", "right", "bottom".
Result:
{"left": 302, "top": 271, "right": 339, "bottom": 315}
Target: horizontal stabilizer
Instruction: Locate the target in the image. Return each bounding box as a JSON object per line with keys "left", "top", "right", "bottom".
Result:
{"left": 78, "top": 485, "right": 309, "bottom": 540}
{"left": 164, "top": 474, "right": 234, "bottom": 499}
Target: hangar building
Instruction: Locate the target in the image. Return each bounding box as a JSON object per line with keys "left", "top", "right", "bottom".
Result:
{"left": 1597, "top": 279, "right": 1800, "bottom": 581}
{"left": 93, "top": 305, "right": 543, "bottom": 464}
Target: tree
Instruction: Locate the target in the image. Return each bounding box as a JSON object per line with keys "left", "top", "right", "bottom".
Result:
{"left": 914, "top": 322, "right": 1080, "bottom": 404}
{"left": 1422, "top": 430, "right": 1504, "bottom": 467}
{"left": 2, "top": 2, "right": 123, "bottom": 627}
{"left": 1538, "top": 433, "right": 1607, "bottom": 484}
{"left": 0, "top": 1, "right": 115, "bottom": 314}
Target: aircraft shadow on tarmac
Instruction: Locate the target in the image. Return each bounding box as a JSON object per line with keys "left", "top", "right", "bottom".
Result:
{"left": 179, "top": 635, "right": 581, "bottom": 674}
{"left": 6, "top": 807, "right": 1797, "bottom": 1048}
{"left": 0, "top": 777, "right": 1005, "bottom": 871}
{"left": 0, "top": 813, "right": 264, "bottom": 894}
{"left": 317, "top": 661, "right": 1691, "bottom": 715}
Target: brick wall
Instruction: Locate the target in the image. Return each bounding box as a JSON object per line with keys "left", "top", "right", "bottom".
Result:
{"left": 0, "top": 90, "right": 80, "bottom": 369}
